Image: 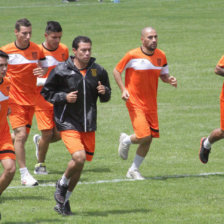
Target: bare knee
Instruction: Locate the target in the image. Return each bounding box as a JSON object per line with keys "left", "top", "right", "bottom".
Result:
{"left": 4, "top": 163, "right": 16, "bottom": 178}
{"left": 14, "top": 128, "right": 27, "bottom": 142}
{"left": 71, "top": 150, "right": 86, "bottom": 167}
{"left": 136, "top": 135, "right": 152, "bottom": 145}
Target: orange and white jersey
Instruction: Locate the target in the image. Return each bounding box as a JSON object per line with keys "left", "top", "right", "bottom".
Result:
{"left": 217, "top": 55, "right": 224, "bottom": 100}
{"left": 35, "top": 43, "right": 69, "bottom": 111}
{"left": 0, "top": 77, "right": 10, "bottom": 129}
{"left": 1, "top": 41, "right": 46, "bottom": 106}
{"left": 116, "top": 47, "right": 169, "bottom": 111}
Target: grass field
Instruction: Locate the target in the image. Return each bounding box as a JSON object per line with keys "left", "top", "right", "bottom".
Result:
{"left": 1, "top": 0, "right": 224, "bottom": 223}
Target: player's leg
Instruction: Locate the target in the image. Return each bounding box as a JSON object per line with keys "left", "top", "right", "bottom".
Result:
{"left": 9, "top": 104, "right": 38, "bottom": 186}
{"left": 199, "top": 99, "right": 224, "bottom": 163}
{"left": 0, "top": 159, "right": 16, "bottom": 194}
{"left": 13, "top": 126, "right": 28, "bottom": 168}
{"left": 34, "top": 110, "right": 61, "bottom": 174}
{"left": 119, "top": 108, "right": 158, "bottom": 180}
{"left": 54, "top": 130, "right": 86, "bottom": 215}
{"left": 0, "top": 128, "right": 16, "bottom": 194}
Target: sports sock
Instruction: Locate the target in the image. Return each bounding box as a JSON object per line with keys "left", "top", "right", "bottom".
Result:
{"left": 60, "top": 174, "right": 70, "bottom": 186}
{"left": 123, "top": 135, "right": 132, "bottom": 145}
{"left": 129, "top": 154, "right": 144, "bottom": 171}
{"left": 64, "top": 191, "right": 72, "bottom": 204}
{"left": 204, "top": 138, "right": 212, "bottom": 149}
{"left": 19, "top": 167, "right": 29, "bottom": 179}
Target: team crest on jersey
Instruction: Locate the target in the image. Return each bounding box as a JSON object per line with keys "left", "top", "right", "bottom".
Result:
{"left": 91, "top": 69, "right": 97, "bottom": 77}
{"left": 32, "top": 52, "right": 38, "bottom": 60}
{"left": 157, "top": 58, "right": 161, "bottom": 66}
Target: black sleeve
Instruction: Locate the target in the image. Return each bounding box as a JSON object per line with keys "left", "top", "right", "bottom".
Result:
{"left": 98, "top": 68, "right": 111, "bottom": 102}
{"left": 40, "top": 67, "right": 67, "bottom": 105}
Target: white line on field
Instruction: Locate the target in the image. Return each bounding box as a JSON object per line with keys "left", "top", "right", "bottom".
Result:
{"left": 7, "top": 172, "right": 224, "bottom": 190}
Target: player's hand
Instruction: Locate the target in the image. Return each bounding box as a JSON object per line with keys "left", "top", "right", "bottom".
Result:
{"left": 33, "top": 64, "right": 47, "bottom": 77}
{"left": 169, "top": 76, "right": 177, "bottom": 88}
{"left": 97, "top": 81, "right": 105, "bottom": 95}
{"left": 122, "top": 89, "right": 129, "bottom": 101}
{"left": 66, "top": 91, "right": 78, "bottom": 103}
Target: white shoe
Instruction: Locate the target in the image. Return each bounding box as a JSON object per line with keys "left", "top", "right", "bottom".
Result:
{"left": 118, "top": 133, "right": 130, "bottom": 160}
{"left": 126, "top": 169, "right": 145, "bottom": 180}
{"left": 21, "top": 172, "right": 38, "bottom": 186}
{"left": 33, "top": 134, "right": 41, "bottom": 160}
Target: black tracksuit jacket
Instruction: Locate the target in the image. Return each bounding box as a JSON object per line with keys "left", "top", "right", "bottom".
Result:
{"left": 41, "top": 56, "right": 111, "bottom": 132}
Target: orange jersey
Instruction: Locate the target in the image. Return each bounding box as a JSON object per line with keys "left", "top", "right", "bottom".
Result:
{"left": 217, "top": 55, "right": 224, "bottom": 100}
{"left": 1, "top": 42, "right": 46, "bottom": 106}
{"left": 116, "top": 47, "right": 169, "bottom": 111}
{"left": 35, "top": 43, "right": 69, "bottom": 111}
{"left": 0, "top": 77, "right": 10, "bottom": 128}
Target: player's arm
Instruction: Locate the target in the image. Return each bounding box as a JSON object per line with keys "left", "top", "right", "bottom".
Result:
{"left": 97, "top": 68, "right": 111, "bottom": 102}
{"left": 41, "top": 68, "right": 67, "bottom": 105}
{"left": 214, "top": 65, "right": 224, "bottom": 77}
{"left": 113, "top": 68, "right": 129, "bottom": 101}
{"left": 160, "top": 73, "right": 177, "bottom": 88}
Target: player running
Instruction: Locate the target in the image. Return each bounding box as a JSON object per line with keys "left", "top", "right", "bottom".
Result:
{"left": 0, "top": 50, "right": 16, "bottom": 195}
{"left": 1, "top": 18, "right": 47, "bottom": 186}
{"left": 33, "top": 21, "right": 69, "bottom": 175}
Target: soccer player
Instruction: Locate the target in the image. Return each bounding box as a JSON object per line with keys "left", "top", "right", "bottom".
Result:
{"left": 41, "top": 36, "right": 111, "bottom": 215}
{"left": 199, "top": 55, "right": 224, "bottom": 163}
{"left": 0, "top": 50, "right": 16, "bottom": 195}
{"left": 1, "top": 18, "right": 47, "bottom": 186}
{"left": 113, "top": 27, "right": 177, "bottom": 180}
{"left": 33, "top": 21, "right": 69, "bottom": 175}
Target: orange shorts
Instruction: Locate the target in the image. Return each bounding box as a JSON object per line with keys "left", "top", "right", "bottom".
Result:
{"left": 128, "top": 107, "right": 159, "bottom": 138}
{"left": 9, "top": 103, "right": 34, "bottom": 134}
{"left": 0, "top": 123, "right": 16, "bottom": 160}
{"left": 220, "top": 99, "right": 224, "bottom": 130}
{"left": 35, "top": 110, "right": 55, "bottom": 131}
{"left": 60, "top": 130, "right": 95, "bottom": 161}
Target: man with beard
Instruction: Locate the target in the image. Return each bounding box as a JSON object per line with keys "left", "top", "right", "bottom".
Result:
{"left": 113, "top": 27, "right": 177, "bottom": 180}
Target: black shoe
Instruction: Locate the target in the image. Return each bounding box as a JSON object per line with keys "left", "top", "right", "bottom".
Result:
{"left": 54, "top": 201, "right": 74, "bottom": 216}
{"left": 199, "top": 137, "right": 211, "bottom": 164}
{"left": 64, "top": 200, "right": 74, "bottom": 216}
{"left": 54, "top": 203, "right": 64, "bottom": 215}
{"left": 54, "top": 180, "right": 68, "bottom": 204}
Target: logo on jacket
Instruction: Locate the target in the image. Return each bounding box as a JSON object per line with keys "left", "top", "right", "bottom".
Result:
{"left": 91, "top": 69, "right": 97, "bottom": 77}
{"left": 32, "top": 52, "right": 38, "bottom": 60}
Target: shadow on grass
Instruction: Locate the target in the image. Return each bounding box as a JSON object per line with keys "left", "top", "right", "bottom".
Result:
{"left": 83, "top": 167, "right": 111, "bottom": 173}
{"left": 47, "top": 167, "right": 111, "bottom": 175}
{"left": 0, "top": 195, "right": 47, "bottom": 203}
{"left": 145, "top": 172, "right": 224, "bottom": 180}
{"left": 77, "top": 208, "right": 150, "bottom": 217}
{"left": 3, "top": 219, "right": 64, "bottom": 224}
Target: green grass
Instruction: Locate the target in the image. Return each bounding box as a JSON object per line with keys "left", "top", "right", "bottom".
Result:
{"left": 1, "top": 0, "right": 224, "bottom": 223}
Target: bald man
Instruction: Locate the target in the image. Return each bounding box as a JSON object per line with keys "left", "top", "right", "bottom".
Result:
{"left": 113, "top": 27, "right": 177, "bottom": 180}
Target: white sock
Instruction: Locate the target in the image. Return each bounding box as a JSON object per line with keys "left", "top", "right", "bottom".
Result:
{"left": 123, "top": 135, "right": 132, "bottom": 145}
{"left": 60, "top": 174, "right": 70, "bottom": 186}
{"left": 204, "top": 138, "right": 211, "bottom": 149}
{"left": 19, "top": 167, "right": 29, "bottom": 179}
{"left": 64, "top": 191, "right": 72, "bottom": 204}
{"left": 130, "top": 154, "right": 144, "bottom": 171}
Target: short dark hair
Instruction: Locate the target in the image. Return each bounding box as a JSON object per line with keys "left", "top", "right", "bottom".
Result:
{"left": 45, "top": 21, "right": 62, "bottom": 34}
{"left": 15, "top": 18, "right": 31, "bottom": 31}
{"left": 0, "top": 50, "right": 9, "bottom": 59}
{"left": 72, "top": 36, "right": 92, "bottom": 49}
